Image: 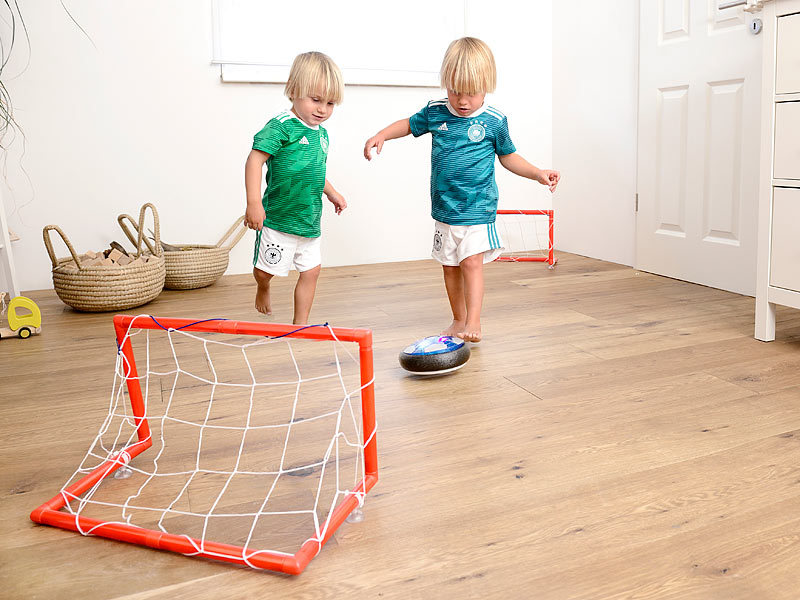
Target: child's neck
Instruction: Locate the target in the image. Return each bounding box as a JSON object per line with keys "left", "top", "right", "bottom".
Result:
{"left": 290, "top": 107, "right": 318, "bottom": 129}
{"left": 448, "top": 101, "right": 485, "bottom": 118}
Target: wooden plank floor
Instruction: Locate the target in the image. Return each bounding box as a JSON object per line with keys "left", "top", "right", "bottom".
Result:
{"left": 2, "top": 253, "right": 799, "bottom": 599}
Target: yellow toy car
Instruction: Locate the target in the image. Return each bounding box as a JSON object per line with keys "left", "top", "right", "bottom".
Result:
{"left": 0, "top": 294, "right": 42, "bottom": 340}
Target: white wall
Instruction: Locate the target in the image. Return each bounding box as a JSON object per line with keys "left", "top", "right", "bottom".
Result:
{"left": 552, "top": 1, "right": 638, "bottom": 266}
{"left": 0, "top": 1, "right": 553, "bottom": 293}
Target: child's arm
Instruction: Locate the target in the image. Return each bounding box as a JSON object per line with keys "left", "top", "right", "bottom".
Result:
{"left": 244, "top": 149, "right": 270, "bottom": 230}
{"left": 363, "top": 118, "right": 412, "bottom": 160}
{"left": 498, "top": 153, "right": 561, "bottom": 193}
{"left": 324, "top": 179, "right": 347, "bottom": 215}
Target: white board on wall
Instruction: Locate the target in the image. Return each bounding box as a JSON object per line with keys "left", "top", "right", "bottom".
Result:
{"left": 211, "top": 0, "right": 465, "bottom": 86}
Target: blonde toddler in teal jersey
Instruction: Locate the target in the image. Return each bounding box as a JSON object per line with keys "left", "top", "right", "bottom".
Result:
{"left": 244, "top": 52, "right": 346, "bottom": 324}
{"left": 364, "top": 38, "right": 560, "bottom": 342}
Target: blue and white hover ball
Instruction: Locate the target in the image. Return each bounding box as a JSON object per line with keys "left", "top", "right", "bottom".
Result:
{"left": 398, "top": 335, "right": 471, "bottom": 375}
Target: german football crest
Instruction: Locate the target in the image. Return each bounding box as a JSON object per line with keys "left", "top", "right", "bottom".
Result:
{"left": 265, "top": 243, "right": 283, "bottom": 265}
{"left": 320, "top": 136, "right": 329, "bottom": 154}
{"left": 467, "top": 120, "right": 485, "bottom": 142}
{"left": 433, "top": 231, "right": 443, "bottom": 252}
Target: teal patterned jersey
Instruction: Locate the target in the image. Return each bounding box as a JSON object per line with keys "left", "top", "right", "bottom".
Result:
{"left": 409, "top": 100, "right": 516, "bottom": 225}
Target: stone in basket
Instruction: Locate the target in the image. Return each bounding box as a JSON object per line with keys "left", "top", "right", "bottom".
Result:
{"left": 43, "top": 203, "right": 166, "bottom": 312}
{"left": 117, "top": 213, "right": 247, "bottom": 290}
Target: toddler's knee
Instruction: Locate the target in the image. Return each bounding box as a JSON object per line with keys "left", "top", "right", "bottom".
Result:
{"left": 253, "top": 267, "right": 273, "bottom": 285}
{"left": 460, "top": 254, "right": 483, "bottom": 271}
{"left": 299, "top": 266, "right": 321, "bottom": 280}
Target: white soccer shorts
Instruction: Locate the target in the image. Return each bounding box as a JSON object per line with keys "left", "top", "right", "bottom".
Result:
{"left": 253, "top": 226, "right": 321, "bottom": 277}
{"left": 431, "top": 220, "right": 505, "bottom": 266}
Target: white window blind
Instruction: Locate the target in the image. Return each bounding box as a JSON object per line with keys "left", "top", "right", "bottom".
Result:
{"left": 211, "top": 0, "right": 465, "bottom": 86}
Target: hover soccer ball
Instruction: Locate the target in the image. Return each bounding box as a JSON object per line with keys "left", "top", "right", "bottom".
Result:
{"left": 398, "top": 335, "right": 471, "bottom": 376}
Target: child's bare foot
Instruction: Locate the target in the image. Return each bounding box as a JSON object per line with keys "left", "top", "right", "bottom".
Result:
{"left": 457, "top": 321, "right": 482, "bottom": 343}
{"left": 442, "top": 320, "right": 465, "bottom": 338}
{"left": 255, "top": 284, "right": 272, "bottom": 315}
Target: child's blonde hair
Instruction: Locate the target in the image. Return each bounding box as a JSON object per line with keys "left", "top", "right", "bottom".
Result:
{"left": 440, "top": 37, "right": 497, "bottom": 94}
{"left": 284, "top": 51, "right": 344, "bottom": 105}
{"left": 440, "top": 37, "right": 497, "bottom": 95}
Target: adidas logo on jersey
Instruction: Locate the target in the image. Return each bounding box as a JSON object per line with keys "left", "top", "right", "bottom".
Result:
{"left": 299, "top": 136, "right": 309, "bottom": 145}
{"left": 438, "top": 123, "right": 448, "bottom": 131}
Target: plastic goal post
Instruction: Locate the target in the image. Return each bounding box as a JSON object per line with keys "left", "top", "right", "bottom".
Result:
{"left": 495, "top": 209, "right": 556, "bottom": 267}
{"left": 30, "top": 315, "right": 378, "bottom": 575}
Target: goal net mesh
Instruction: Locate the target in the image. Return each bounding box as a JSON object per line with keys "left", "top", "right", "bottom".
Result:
{"left": 31, "top": 316, "right": 378, "bottom": 574}
{"left": 495, "top": 209, "right": 555, "bottom": 264}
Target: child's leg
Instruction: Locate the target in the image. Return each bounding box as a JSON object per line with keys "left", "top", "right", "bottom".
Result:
{"left": 441, "top": 265, "right": 467, "bottom": 337}
{"left": 253, "top": 267, "right": 274, "bottom": 315}
{"left": 457, "top": 254, "right": 484, "bottom": 342}
{"left": 293, "top": 265, "right": 321, "bottom": 325}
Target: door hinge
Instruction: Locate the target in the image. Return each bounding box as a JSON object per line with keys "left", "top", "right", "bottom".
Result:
{"left": 635, "top": 193, "right": 639, "bottom": 212}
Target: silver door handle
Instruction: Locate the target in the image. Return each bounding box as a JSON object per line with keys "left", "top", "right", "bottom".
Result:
{"left": 719, "top": 0, "right": 770, "bottom": 11}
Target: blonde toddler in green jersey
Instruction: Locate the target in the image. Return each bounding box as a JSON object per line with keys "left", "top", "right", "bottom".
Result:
{"left": 364, "top": 37, "right": 561, "bottom": 342}
{"left": 244, "top": 51, "right": 346, "bottom": 324}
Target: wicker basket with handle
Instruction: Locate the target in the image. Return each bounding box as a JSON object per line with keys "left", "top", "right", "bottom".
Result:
{"left": 43, "top": 203, "right": 165, "bottom": 312}
{"left": 118, "top": 213, "right": 247, "bottom": 290}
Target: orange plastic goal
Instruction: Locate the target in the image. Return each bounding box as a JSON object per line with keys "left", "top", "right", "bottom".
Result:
{"left": 30, "top": 315, "right": 378, "bottom": 575}
{"left": 495, "top": 209, "right": 557, "bottom": 267}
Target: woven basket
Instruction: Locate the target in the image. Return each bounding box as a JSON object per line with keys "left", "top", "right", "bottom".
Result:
{"left": 118, "top": 213, "right": 247, "bottom": 290}
{"left": 43, "top": 203, "right": 166, "bottom": 312}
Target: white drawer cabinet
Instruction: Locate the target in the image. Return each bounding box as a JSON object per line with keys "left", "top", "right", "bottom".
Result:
{"left": 755, "top": 1, "right": 800, "bottom": 341}
{"left": 776, "top": 12, "right": 800, "bottom": 94}
{"left": 774, "top": 102, "right": 800, "bottom": 179}
{"left": 770, "top": 187, "right": 800, "bottom": 291}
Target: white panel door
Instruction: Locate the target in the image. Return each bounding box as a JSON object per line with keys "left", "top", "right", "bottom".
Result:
{"left": 637, "top": 0, "right": 762, "bottom": 295}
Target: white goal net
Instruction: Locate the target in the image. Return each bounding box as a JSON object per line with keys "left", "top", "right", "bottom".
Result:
{"left": 495, "top": 209, "right": 556, "bottom": 265}
{"left": 31, "top": 316, "right": 378, "bottom": 574}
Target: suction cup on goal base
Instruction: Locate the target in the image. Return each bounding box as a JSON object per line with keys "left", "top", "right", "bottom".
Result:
{"left": 399, "top": 335, "right": 470, "bottom": 376}
{"left": 113, "top": 466, "right": 133, "bottom": 479}
{"left": 346, "top": 507, "right": 365, "bottom": 523}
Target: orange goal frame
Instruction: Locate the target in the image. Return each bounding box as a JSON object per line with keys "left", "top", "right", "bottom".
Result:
{"left": 30, "top": 315, "right": 379, "bottom": 576}
{"left": 495, "top": 209, "right": 557, "bottom": 266}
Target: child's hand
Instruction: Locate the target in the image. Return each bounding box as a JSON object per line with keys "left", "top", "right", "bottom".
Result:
{"left": 244, "top": 204, "right": 266, "bottom": 230}
{"left": 363, "top": 134, "right": 385, "bottom": 161}
{"left": 326, "top": 190, "right": 347, "bottom": 215}
{"left": 537, "top": 169, "right": 561, "bottom": 193}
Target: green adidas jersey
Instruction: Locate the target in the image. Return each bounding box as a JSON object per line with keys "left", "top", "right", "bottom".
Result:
{"left": 252, "top": 110, "right": 329, "bottom": 238}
